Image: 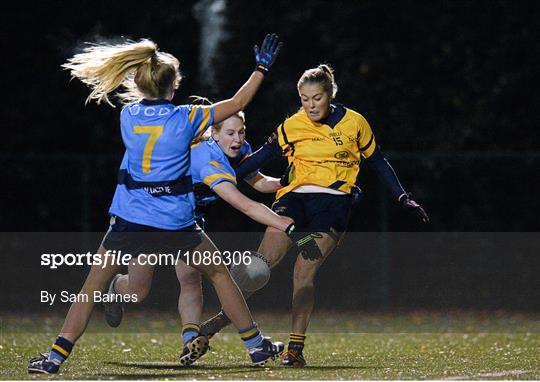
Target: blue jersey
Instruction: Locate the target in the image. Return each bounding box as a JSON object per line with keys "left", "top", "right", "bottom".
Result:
{"left": 109, "top": 99, "right": 214, "bottom": 229}
{"left": 190, "top": 138, "right": 255, "bottom": 204}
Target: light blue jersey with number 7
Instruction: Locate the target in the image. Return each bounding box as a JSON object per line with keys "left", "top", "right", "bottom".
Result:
{"left": 109, "top": 99, "right": 214, "bottom": 229}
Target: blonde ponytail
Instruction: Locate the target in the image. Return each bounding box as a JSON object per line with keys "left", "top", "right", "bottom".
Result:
{"left": 62, "top": 39, "right": 181, "bottom": 106}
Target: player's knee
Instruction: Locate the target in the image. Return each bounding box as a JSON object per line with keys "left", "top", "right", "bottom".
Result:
{"left": 258, "top": 249, "right": 282, "bottom": 268}
{"left": 198, "top": 263, "right": 228, "bottom": 281}
{"left": 293, "top": 265, "right": 317, "bottom": 288}
{"left": 129, "top": 284, "right": 151, "bottom": 303}
{"left": 258, "top": 231, "right": 289, "bottom": 267}
{"left": 180, "top": 269, "right": 202, "bottom": 289}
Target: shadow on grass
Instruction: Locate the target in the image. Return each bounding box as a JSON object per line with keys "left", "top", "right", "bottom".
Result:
{"left": 100, "top": 361, "right": 261, "bottom": 378}
{"left": 287, "top": 365, "right": 378, "bottom": 370}
{"left": 96, "top": 374, "right": 210, "bottom": 380}
{"left": 101, "top": 361, "right": 378, "bottom": 376}
{"left": 105, "top": 361, "right": 258, "bottom": 371}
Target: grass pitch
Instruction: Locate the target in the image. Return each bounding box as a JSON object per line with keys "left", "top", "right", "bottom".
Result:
{"left": 1, "top": 310, "right": 538, "bottom": 380}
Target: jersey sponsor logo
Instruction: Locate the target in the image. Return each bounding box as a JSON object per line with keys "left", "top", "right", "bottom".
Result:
{"left": 322, "top": 159, "right": 360, "bottom": 168}
{"left": 142, "top": 186, "right": 173, "bottom": 195}
{"left": 334, "top": 151, "right": 350, "bottom": 160}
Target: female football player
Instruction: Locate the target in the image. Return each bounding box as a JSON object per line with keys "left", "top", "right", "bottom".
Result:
{"left": 28, "top": 34, "right": 286, "bottom": 374}
{"left": 106, "top": 110, "right": 293, "bottom": 363}
{"left": 199, "top": 64, "right": 429, "bottom": 367}
{"left": 180, "top": 108, "right": 292, "bottom": 334}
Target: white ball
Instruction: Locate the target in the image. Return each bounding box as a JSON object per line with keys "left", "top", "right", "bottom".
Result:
{"left": 230, "top": 251, "right": 270, "bottom": 292}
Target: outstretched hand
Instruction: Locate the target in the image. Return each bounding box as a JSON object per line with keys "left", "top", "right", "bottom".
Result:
{"left": 399, "top": 193, "right": 430, "bottom": 223}
{"left": 254, "top": 33, "right": 283, "bottom": 73}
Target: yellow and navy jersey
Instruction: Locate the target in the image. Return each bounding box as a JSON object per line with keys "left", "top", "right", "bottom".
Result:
{"left": 275, "top": 105, "right": 376, "bottom": 200}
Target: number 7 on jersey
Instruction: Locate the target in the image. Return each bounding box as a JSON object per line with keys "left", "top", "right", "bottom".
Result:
{"left": 133, "top": 125, "right": 163, "bottom": 173}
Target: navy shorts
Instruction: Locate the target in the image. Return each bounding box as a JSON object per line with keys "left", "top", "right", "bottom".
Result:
{"left": 272, "top": 192, "right": 352, "bottom": 233}
{"left": 102, "top": 216, "right": 203, "bottom": 257}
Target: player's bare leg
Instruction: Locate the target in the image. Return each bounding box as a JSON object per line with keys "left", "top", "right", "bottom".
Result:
{"left": 259, "top": 227, "right": 293, "bottom": 268}
{"left": 188, "top": 233, "right": 254, "bottom": 330}
{"left": 189, "top": 232, "right": 284, "bottom": 364}
{"left": 59, "top": 245, "right": 123, "bottom": 342}
{"left": 114, "top": 262, "right": 155, "bottom": 302}
{"left": 29, "top": 244, "right": 123, "bottom": 374}
{"left": 290, "top": 233, "right": 335, "bottom": 333}
{"left": 175, "top": 257, "right": 206, "bottom": 365}
{"left": 200, "top": 226, "right": 292, "bottom": 337}
{"left": 283, "top": 233, "right": 338, "bottom": 367}
{"left": 103, "top": 259, "right": 155, "bottom": 328}
{"left": 175, "top": 261, "right": 203, "bottom": 327}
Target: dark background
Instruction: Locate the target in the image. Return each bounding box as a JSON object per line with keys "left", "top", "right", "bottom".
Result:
{"left": 2, "top": 0, "right": 539, "bottom": 310}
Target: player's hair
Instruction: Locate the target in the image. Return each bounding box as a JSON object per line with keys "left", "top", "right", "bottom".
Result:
{"left": 215, "top": 111, "right": 245, "bottom": 132}
{"left": 297, "top": 64, "right": 338, "bottom": 99}
{"left": 190, "top": 96, "right": 245, "bottom": 144}
{"left": 62, "top": 39, "right": 181, "bottom": 106}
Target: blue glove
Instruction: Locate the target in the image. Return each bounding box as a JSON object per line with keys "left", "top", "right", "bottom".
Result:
{"left": 254, "top": 33, "right": 282, "bottom": 73}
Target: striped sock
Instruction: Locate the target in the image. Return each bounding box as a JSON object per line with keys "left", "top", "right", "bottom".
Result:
{"left": 48, "top": 336, "right": 74, "bottom": 365}
{"left": 238, "top": 323, "right": 264, "bottom": 350}
{"left": 288, "top": 333, "right": 306, "bottom": 349}
{"left": 182, "top": 323, "right": 200, "bottom": 345}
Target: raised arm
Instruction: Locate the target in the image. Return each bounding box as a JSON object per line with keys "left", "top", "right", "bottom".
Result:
{"left": 213, "top": 34, "right": 282, "bottom": 124}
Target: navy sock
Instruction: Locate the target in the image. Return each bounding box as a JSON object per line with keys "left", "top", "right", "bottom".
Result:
{"left": 48, "top": 336, "right": 74, "bottom": 364}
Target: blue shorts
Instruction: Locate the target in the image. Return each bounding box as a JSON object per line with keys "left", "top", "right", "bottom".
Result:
{"left": 272, "top": 192, "right": 352, "bottom": 233}
{"left": 102, "top": 216, "right": 203, "bottom": 257}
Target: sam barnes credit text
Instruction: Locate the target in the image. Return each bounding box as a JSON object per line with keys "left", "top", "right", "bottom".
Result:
{"left": 41, "top": 291, "right": 137, "bottom": 305}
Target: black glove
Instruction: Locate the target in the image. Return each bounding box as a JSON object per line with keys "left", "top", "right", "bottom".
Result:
{"left": 285, "top": 223, "right": 324, "bottom": 261}
{"left": 254, "top": 33, "right": 282, "bottom": 73}
{"left": 399, "top": 193, "right": 429, "bottom": 223}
